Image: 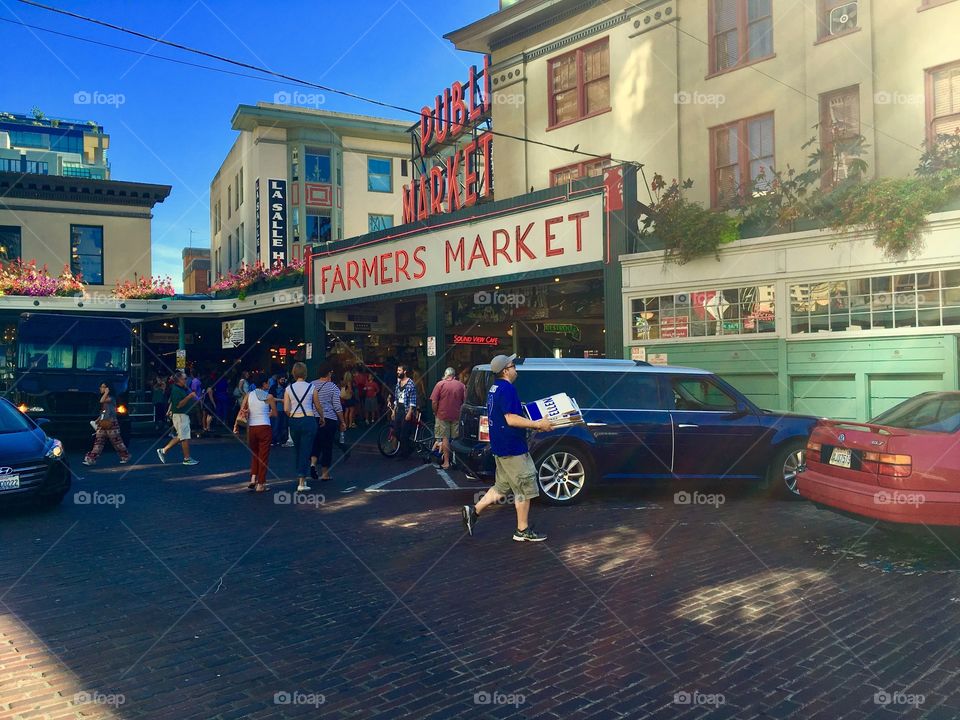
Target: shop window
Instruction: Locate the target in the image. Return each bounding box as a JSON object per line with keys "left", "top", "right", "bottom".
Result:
{"left": 70, "top": 224, "right": 103, "bottom": 285}
{"left": 819, "top": 86, "right": 860, "bottom": 188}
{"left": 368, "top": 157, "right": 392, "bottom": 193}
{"left": 305, "top": 148, "right": 331, "bottom": 183}
{"left": 789, "top": 268, "right": 960, "bottom": 333}
{"left": 550, "top": 156, "right": 611, "bottom": 186}
{"left": 631, "top": 285, "right": 776, "bottom": 340}
{"left": 0, "top": 226, "right": 21, "bottom": 263}
{"left": 709, "top": 0, "right": 773, "bottom": 74}
{"left": 926, "top": 60, "right": 960, "bottom": 144}
{"left": 548, "top": 38, "right": 610, "bottom": 129}
{"left": 711, "top": 113, "right": 774, "bottom": 207}
{"left": 307, "top": 212, "right": 331, "bottom": 243}
{"left": 817, "top": 0, "right": 858, "bottom": 41}
{"left": 369, "top": 214, "right": 393, "bottom": 232}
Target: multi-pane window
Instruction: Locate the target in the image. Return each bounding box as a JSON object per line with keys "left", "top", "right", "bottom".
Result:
{"left": 25, "top": 160, "right": 48, "bottom": 175}
{"left": 305, "top": 148, "right": 331, "bottom": 183}
{"left": 927, "top": 61, "right": 960, "bottom": 142}
{"left": 548, "top": 38, "right": 610, "bottom": 127}
{"left": 712, "top": 113, "right": 774, "bottom": 206}
{"left": 368, "top": 157, "right": 392, "bottom": 192}
{"left": 710, "top": 0, "right": 773, "bottom": 74}
{"left": 631, "top": 285, "right": 776, "bottom": 341}
{"left": 817, "top": 0, "right": 858, "bottom": 40}
{"left": 307, "top": 212, "right": 332, "bottom": 243}
{"left": 70, "top": 225, "right": 103, "bottom": 285}
{"left": 819, "top": 86, "right": 860, "bottom": 187}
{"left": 0, "top": 226, "right": 21, "bottom": 263}
{"left": 790, "top": 270, "right": 960, "bottom": 333}
{"left": 369, "top": 214, "right": 393, "bottom": 232}
{"left": 549, "top": 157, "right": 611, "bottom": 186}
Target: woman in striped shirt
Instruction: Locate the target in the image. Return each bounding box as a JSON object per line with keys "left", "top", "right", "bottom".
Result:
{"left": 310, "top": 363, "right": 346, "bottom": 481}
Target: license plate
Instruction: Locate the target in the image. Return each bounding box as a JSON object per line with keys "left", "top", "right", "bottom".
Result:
{"left": 478, "top": 416, "right": 490, "bottom": 443}
{"left": 829, "top": 447, "right": 852, "bottom": 468}
{"left": 0, "top": 475, "right": 20, "bottom": 490}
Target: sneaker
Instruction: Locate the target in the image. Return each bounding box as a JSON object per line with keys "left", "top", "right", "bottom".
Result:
{"left": 513, "top": 527, "right": 547, "bottom": 543}
{"left": 282, "top": 441, "right": 295, "bottom": 447}
{"left": 82, "top": 459, "right": 94, "bottom": 466}
{"left": 309, "top": 465, "right": 319, "bottom": 480}
{"left": 297, "top": 483, "right": 311, "bottom": 492}
{"left": 461, "top": 505, "right": 478, "bottom": 536}
{"left": 119, "top": 459, "right": 130, "bottom": 465}
{"left": 182, "top": 458, "right": 199, "bottom": 466}
{"left": 156, "top": 448, "right": 166, "bottom": 464}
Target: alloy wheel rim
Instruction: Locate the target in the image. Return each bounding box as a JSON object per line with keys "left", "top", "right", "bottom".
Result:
{"left": 538, "top": 452, "right": 586, "bottom": 501}
{"left": 783, "top": 449, "right": 805, "bottom": 494}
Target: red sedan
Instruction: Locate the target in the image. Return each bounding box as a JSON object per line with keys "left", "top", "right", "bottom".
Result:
{"left": 798, "top": 392, "right": 960, "bottom": 526}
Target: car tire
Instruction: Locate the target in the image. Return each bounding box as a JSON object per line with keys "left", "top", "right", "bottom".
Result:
{"left": 767, "top": 439, "right": 806, "bottom": 498}
{"left": 534, "top": 442, "right": 594, "bottom": 506}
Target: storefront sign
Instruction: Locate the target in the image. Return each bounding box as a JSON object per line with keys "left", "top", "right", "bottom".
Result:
{"left": 659, "top": 316, "right": 689, "bottom": 339}
{"left": 255, "top": 177, "right": 261, "bottom": 262}
{"left": 648, "top": 353, "right": 669, "bottom": 366}
{"left": 402, "top": 57, "right": 493, "bottom": 224}
{"left": 543, "top": 323, "right": 581, "bottom": 341}
{"left": 313, "top": 194, "right": 603, "bottom": 304}
{"left": 631, "top": 346, "right": 646, "bottom": 362}
{"left": 305, "top": 342, "right": 313, "bottom": 360}
{"left": 453, "top": 335, "right": 500, "bottom": 346}
{"left": 221, "top": 319, "right": 245, "bottom": 349}
{"left": 427, "top": 336, "right": 436, "bottom": 357}
{"left": 269, "top": 179, "right": 287, "bottom": 265}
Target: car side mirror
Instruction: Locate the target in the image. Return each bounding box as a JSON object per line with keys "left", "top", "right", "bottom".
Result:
{"left": 728, "top": 403, "right": 750, "bottom": 419}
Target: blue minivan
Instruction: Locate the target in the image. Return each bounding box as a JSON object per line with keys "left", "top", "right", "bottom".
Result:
{"left": 452, "top": 358, "right": 817, "bottom": 504}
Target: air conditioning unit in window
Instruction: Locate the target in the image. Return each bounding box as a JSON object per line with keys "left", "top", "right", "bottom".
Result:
{"left": 829, "top": 1, "right": 857, "bottom": 35}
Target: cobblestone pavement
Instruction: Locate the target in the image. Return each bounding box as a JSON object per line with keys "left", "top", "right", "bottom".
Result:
{"left": 1, "top": 430, "right": 958, "bottom": 719}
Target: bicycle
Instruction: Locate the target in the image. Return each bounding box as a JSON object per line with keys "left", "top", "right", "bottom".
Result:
{"left": 377, "top": 406, "right": 433, "bottom": 457}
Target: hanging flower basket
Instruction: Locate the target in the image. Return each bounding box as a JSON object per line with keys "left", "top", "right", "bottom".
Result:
{"left": 0, "top": 260, "right": 85, "bottom": 297}
{"left": 112, "top": 276, "right": 176, "bottom": 300}
{"left": 212, "top": 258, "right": 305, "bottom": 299}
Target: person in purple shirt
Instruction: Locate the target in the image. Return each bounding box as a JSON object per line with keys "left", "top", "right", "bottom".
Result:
{"left": 461, "top": 354, "right": 553, "bottom": 542}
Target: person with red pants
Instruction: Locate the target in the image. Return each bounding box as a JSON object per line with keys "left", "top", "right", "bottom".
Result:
{"left": 238, "top": 373, "right": 276, "bottom": 492}
{"left": 83, "top": 381, "right": 131, "bottom": 465}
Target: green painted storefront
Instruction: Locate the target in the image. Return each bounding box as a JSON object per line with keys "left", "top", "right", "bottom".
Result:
{"left": 636, "top": 335, "right": 959, "bottom": 421}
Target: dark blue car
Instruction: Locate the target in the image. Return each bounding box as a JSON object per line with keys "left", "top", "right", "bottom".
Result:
{"left": 453, "top": 358, "right": 817, "bottom": 504}
{"left": 0, "top": 397, "right": 71, "bottom": 508}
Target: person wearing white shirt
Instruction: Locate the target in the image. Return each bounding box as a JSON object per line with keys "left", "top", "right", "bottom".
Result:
{"left": 284, "top": 362, "right": 318, "bottom": 492}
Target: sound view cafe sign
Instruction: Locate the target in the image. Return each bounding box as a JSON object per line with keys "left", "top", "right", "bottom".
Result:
{"left": 402, "top": 57, "right": 493, "bottom": 223}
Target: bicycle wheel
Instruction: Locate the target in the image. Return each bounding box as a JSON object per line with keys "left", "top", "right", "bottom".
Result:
{"left": 414, "top": 423, "right": 439, "bottom": 464}
{"left": 378, "top": 423, "right": 401, "bottom": 457}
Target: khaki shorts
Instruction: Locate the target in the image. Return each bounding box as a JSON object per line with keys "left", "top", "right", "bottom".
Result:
{"left": 493, "top": 453, "right": 539, "bottom": 501}
{"left": 434, "top": 419, "right": 459, "bottom": 439}
{"left": 172, "top": 413, "right": 191, "bottom": 441}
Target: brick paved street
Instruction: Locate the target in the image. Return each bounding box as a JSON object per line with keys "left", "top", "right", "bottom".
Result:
{"left": 1, "top": 430, "right": 959, "bottom": 719}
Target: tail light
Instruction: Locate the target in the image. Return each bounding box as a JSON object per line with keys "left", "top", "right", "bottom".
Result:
{"left": 862, "top": 451, "right": 912, "bottom": 478}
{"left": 806, "top": 440, "right": 822, "bottom": 453}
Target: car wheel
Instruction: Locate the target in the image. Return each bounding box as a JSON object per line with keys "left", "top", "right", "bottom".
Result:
{"left": 535, "top": 444, "right": 593, "bottom": 506}
{"left": 767, "top": 439, "right": 806, "bottom": 498}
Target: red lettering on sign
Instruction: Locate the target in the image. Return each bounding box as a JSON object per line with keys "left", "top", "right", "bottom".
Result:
{"left": 417, "top": 176, "right": 429, "bottom": 221}
{"left": 463, "top": 140, "right": 478, "bottom": 207}
{"left": 567, "top": 211, "right": 589, "bottom": 251}
{"left": 545, "top": 216, "right": 564, "bottom": 257}
{"left": 434, "top": 88, "right": 450, "bottom": 146}
{"left": 419, "top": 106, "right": 432, "bottom": 155}
{"left": 395, "top": 249, "right": 411, "bottom": 282}
{"left": 446, "top": 153, "right": 462, "bottom": 213}
{"left": 331, "top": 265, "right": 346, "bottom": 293}
{"left": 515, "top": 223, "right": 536, "bottom": 261}
{"left": 446, "top": 237, "right": 465, "bottom": 273}
{"left": 320, "top": 265, "right": 332, "bottom": 295}
{"left": 346, "top": 260, "right": 360, "bottom": 290}
{"left": 468, "top": 234, "right": 490, "bottom": 270}
{"left": 450, "top": 81, "right": 466, "bottom": 137}
{"left": 492, "top": 228, "right": 511, "bottom": 265}
{"left": 412, "top": 246, "right": 427, "bottom": 279}
{"left": 478, "top": 132, "right": 494, "bottom": 199}
{"left": 361, "top": 257, "right": 378, "bottom": 287}
{"left": 379, "top": 252, "right": 393, "bottom": 285}
{"left": 401, "top": 183, "right": 416, "bottom": 224}
{"left": 429, "top": 166, "right": 445, "bottom": 216}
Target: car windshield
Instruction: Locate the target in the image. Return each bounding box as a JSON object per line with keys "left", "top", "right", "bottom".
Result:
{"left": 872, "top": 394, "right": 960, "bottom": 433}
{"left": 0, "top": 400, "right": 34, "bottom": 434}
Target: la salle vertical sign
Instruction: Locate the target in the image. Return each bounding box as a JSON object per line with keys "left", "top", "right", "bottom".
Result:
{"left": 269, "top": 179, "right": 287, "bottom": 265}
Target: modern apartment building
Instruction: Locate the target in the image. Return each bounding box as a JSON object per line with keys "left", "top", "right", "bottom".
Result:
{"left": 209, "top": 104, "right": 410, "bottom": 279}
{"left": 0, "top": 112, "right": 110, "bottom": 180}
{"left": 447, "top": 0, "right": 960, "bottom": 420}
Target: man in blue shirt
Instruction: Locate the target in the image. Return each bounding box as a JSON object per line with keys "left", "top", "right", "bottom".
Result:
{"left": 461, "top": 354, "right": 553, "bottom": 542}
{"left": 392, "top": 363, "right": 418, "bottom": 458}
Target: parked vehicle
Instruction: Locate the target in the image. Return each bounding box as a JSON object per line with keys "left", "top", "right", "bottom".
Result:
{"left": 7, "top": 313, "right": 132, "bottom": 443}
{"left": 0, "top": 397, "right": 71, "bottom": 508}
{"left": 452, "top": 358, "right": 817, "bottom": 505}
{"left": 798, "top": 391, "right": 960, "bottom": 526}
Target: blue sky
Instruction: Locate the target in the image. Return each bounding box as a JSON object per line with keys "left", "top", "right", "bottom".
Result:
{"left": 0, "top": 0, "right": 497, "bottom": 288}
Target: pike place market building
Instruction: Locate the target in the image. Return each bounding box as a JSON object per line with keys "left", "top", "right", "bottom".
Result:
{"left": 304, "top": 167, "right": 639, "bottom": 389}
